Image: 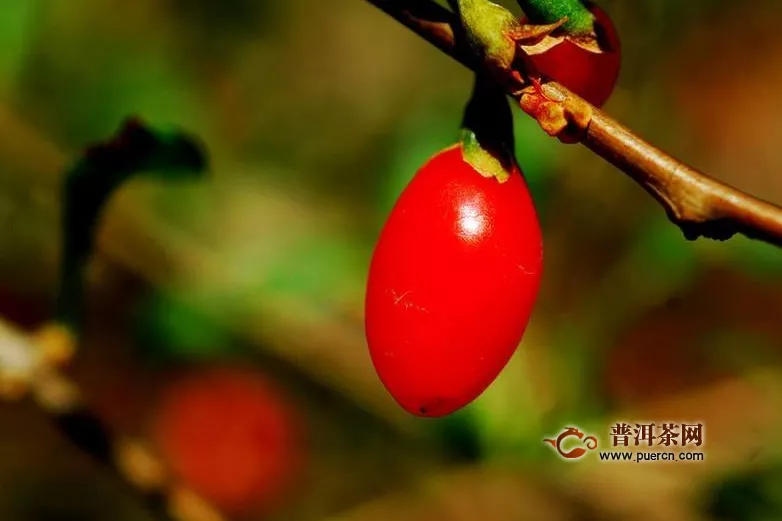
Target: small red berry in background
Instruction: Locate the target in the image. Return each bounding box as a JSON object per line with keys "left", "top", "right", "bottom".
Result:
{"left": 150, "top": 367, "right": 303, "bottom": 516}
{"left": 526, "top": 3, "right": 621, "bottom": 107}
{"left": 365, "top": 145, "right": 543, "bottom": 418}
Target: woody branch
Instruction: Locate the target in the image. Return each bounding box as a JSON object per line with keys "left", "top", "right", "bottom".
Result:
{"left": 365, "top": 0, "right": 782, "bottom": 248}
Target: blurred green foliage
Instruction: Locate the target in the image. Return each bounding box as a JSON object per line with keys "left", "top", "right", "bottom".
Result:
{"left": 724, "top": 237, "right": 782, "bottom": 280}
{"left": 0, "top": 0, "right": 37, "bottom": 86}
{"left": 380, "top": 101, "right": 462, "bottom": 215}
{"left": 706, "top": 464, "right": 782, "bottom": 521}
{"left": 429, "top": 408, "right": 483, "bottom": 462}
{"left": 134, "top": 290, "right": 238, "bottom": 363}
{"left": 0, "top": 0, "right": 781, "bottom": 520}
{"left": 705, "top": 329, "right": 780, "bottom": 374}
{"left": 262, "top": 236, "right": 368, "bottom": 301}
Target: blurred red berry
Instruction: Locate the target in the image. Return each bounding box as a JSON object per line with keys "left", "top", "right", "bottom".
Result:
{"left": 151, "top": 367, "right": 302, "bottom": 515}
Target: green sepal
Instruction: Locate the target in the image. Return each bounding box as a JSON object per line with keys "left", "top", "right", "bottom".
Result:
{"left": 460, "top": 129, "right": 513, "bottom": 183}
{"left": 451, "top": 0, "right": 524, "bottom": 73}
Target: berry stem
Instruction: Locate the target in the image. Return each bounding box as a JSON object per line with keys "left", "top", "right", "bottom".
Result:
{"left": 364, "top": 0, "right": 782, "bottom": 248}
{"left": 515, "top": 0, "right": 595, "bottom": 36}
{"left": 460, "top": 74, "right": 518, "bottom": 183}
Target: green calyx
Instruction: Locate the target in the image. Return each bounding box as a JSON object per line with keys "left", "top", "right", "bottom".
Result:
{"left": 516, "top": 0, "right": 595, "bottom": 36}
{"left": 450, "top": 0, "right": 523, "bottom": 73}
{"left": 55, "top": 118, "right": 208, "bottom": 334}
{"left": 460, "top": 129, "right": 512, "bottom": 183}
{"left": 459, "top": 75, "right": 517, "bottom": 184}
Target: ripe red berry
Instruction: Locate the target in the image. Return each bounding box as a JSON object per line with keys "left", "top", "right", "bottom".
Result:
{"left": 365, "top": 145, "right": 543, "bottom": 418}
{"left": 150, "top": 367, "right": 302, "bottom": 515}
{"left": 527, "top": 4, "right": 621, "bottom": 107}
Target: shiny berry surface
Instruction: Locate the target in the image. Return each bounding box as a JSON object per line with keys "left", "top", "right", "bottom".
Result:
{"left": 365, "top": 146, "right": 543, "bottom": 417}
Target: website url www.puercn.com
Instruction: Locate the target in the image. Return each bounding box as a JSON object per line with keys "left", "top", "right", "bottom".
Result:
{"left": 598, "top": 451, "right": 705, "bottom": 463}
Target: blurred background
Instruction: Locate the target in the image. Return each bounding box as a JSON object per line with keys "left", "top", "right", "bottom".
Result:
{"left": 1, "top": 0, "right": 782, "bottom": 519}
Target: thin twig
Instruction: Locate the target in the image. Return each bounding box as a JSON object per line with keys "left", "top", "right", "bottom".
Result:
{"left": 364, "top": 0, "right": 782, "bottom": 247}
